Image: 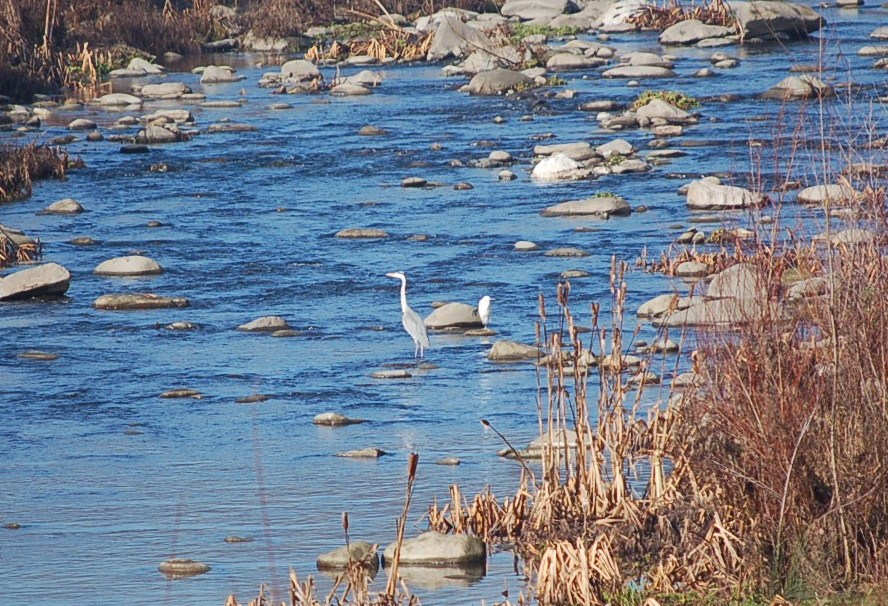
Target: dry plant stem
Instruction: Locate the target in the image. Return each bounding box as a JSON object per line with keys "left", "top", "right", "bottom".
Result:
{"left": 385, "top": 453, "right": 418, "bottom": 598}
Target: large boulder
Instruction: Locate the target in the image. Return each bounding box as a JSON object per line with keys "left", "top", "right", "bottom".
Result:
{"left": 797, "top": 184, "right": 856, "bottom": 204}
{"left": 659, "top": 19, "right": 733, "bottom": 45}
{"left": 594, "top": 0, "right": 649, "bottom": 26}
{"left": 706, "top": 263, "right": 764, "bottom": 300}
{"left": 653, "top": 297, "right": 766, "bottom": 327}
{"left": 533, "top": 141, "right": 596, "bottom": 161}
{"left": 382, "top": 532, "right": 485, "bottom": 566}
{"left": 637, "top": 293, "right": 704, "bottom": 318}
{"left": 502, "top": 0, "right": 575, "bottom": 20}
{"left": 94, "top": 255, "right": 164, "bottom": 276}
{"left": 427, "top": 14, "right": 495, "bottom": 61}
{"left": 463, "top": 69, "right": 532, "bottom": 95}
{"left": 0, "top": 263, "right": 71, "bottom": 301}
{"left": 729, "top": 1, "right": 824, "bottom": 40}
{"left": 97, "top": 93, "right": 143, "bottom": 106}
{"left": 541, "top": 195, "right": 631, "bottom": 217}
{"left": 281, "top": 59, "right": 321, "bottom": 82}
{"left": 425, "top": 302, "right": 482, "bottom": 329}
{"left": 686, "top": 180, "right": 763, "bottom": 209}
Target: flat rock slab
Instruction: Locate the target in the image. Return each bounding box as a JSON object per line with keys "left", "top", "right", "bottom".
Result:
{"left": 383, "top": 531, "right": 485, "bottom": 566}
{"left": 602, "top": 65, "right": 675, "bottom": 78}
{"left": 0, "top": 263, "right": 71, "bottom": 301}
{"left": 371, "top": 369, "right": 412, "bottom": 379}
{"left": 235, "top": 394, "right": 270, "bottom": 404}
{"left": 94, "top": 293, "right": 189, "bottom": 310}
{"left": 42, "top": 198, "right": 84, "bottom": 214}
{"left": 335, "top": 228, "right": 389, "bottom": 238}
{"left": 542, "top": 196, "right": 631, "bottom": 217}
{"left": 160, "top": 389, "right": 202, "bottom": 399}
{"left": 313, "top": 412, "right": 365, "bottom": 426}
{"left": 544, "top": 247, "right": 590, "bottom": 257}
{"left": 17, "top": 350, "right": 59, "bottom": 360}
{"left": 158, "top": 558, "right": 210, "bottom": 578}
{"left": 335, "top": 448, "right": 388, "bottom": 458}
{"left": 238, "top": 316, "right": 290, "bottom": 331}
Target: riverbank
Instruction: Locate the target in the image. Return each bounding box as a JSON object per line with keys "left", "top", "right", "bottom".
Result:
{"left": 1, "top": 0, "right": 886, "bottom": 604}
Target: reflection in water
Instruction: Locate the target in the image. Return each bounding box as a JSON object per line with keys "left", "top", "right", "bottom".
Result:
{"left": 386, "top": 563, "right": 487, "bottom": 591}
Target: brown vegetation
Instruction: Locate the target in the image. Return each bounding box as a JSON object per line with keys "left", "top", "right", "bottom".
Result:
{"left": 628, "top": 0, "right": 737, "bottom": 30}
{"left": 0, "top": 143, "right": 70, "bottom": 203}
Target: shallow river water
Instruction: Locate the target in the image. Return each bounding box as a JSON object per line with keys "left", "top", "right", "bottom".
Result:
{"left": 1, "top": 5, "right": 886, "bottom": 604}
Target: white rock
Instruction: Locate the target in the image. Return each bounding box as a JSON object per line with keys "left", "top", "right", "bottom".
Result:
{"left": 94, "top": 255, "right": 164, "bottom": 276}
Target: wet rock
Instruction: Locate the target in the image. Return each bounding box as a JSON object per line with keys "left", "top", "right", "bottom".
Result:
{"left": 463, "top": 69, "right": 532, "bottom": 95}
{"left": 317, "top": 542, "right": 379, "bottom": 570}
{"left": 514, "top": 240, "right": 539, "bottom": 251}
{"left": 425, "top": 302, "right": 482, "bottom": 329}
{"left": 200, "top": 65, "right": 244, "bottom": 84}
{"left": 402, "top": 177, "right": 428, "bottom": 188}
{"left": 313, "top": 412, "right": 365, "bottom": 426}
{"left": 561, "top": 269, "right": 591, "bottom": 278}
{"left": 282, "top": 59, "right": 321, "bottom": 82}
{"left": 371, "top": 369, "right": 412, "bottom": 379}
{"left": 142, "top": 109, "right": 193, "bottom": 123}
{"left": 464, "top": 327, "right": 497, "bottom": 336}
{"left": 158, "top": 558, "right": 210, "bottom": 578}
{"left": 359, "top": 125, "right": 388, "bottom": 136}
{"left": 236, "top": 394, "right": 270, "bottom": 404}
{"left": 597, "top": 138, "right": 633, "bottom": 158}
{"left": 207, "top": 123, "right": 256, "bottom": 133}
{"left": 435, "top": 457, "right": 461, "bottom": 465}
{"left": 331, "top": 82, "right": 371, "bottom": 96}
{"left": 336, "top": 447, "right": 388, "bottom": 458}
{"left": 602, "top": 65, "right": 675, "bottom": 78}
{"left": 112, "top": 57, "right": 164, "bottom": 77}
{"left": 71, "top": 236, "right": 98, "bottom": 245}
{"left": 344, "top": 70, "right": 384, "bottom": 87}
{"left": 224, "top": 536, "right": 254, "bottom": 543}
{"left": 0, "top": 263, "right": 71, "bottom": 301}
{"left": 86, "top": 132, "right": 103, "bottom": 142}
{"left": 93, "top": 293, "right": 189, "bottom": 310}
{"left": 383, "top": 531, "right": 485, "bottom": 566}
{"left": 335, "top": 228, "right": 389, "bottom": 238}
{"left": 796, "top": 184, "right": 856, "bottom": 204}
{"left": 160, "top": 389, "right": 202, "bottom": 399}
{"left": 637, "top": 294, "right": 704, "bottom": 318}
{"left": 18, "top": 350, "right": 59, "bottom": 360}
{"left": 731, "top": 1, "right": 824, "bottom": 40}
{"left": 68, "top": 118, "right": 97, "bottom": 130}
{"left": 94, "top": 255, "right": 164, "bottom": 276}
{"left": 541, "top": 195, "right": 631, "bottom": 217}
{"left": 163, "top": 322, "right": 198, "bottom": 330}
{"left": 140, "top": 82, "right": 192, "bottom": 99}
{"left": 544, "top": 246, "right": 589, "bottom": 257}
{"left": 624, "top": 51, "right": 673, "bottom": 68}
{"left": 686, "top": 180, "right": 763, "bottom": 209}
{"left": 659, "top": 19, "right": 733, "bottom": 45}
{"left": 4, "top": 523, "right": 21, "bottom": 529}
{"left": 454, "top": 182, "right": 474, "bottom": 190}
{"left": 498, "top": 169, "right": 516, "bottom": 181}
{"left": 761, "top": 75, "right": 832, "bottom": 100}
{"left": 546, "top": 53, "right": 605, "bottom": 71}
{"left": 120, "top": 144, "right": 150, "bottom": 154}
{"left": 238, "top": 316, "right": 290, "bottom": 332}
{"left": 135, "top": 125, "right": 183, "bottom": 144}
{"left": 272, "top": 329, "right": 298, "bottom": 337}
{"left": 97, "top": 93, "right": 142, "bottom": 106}
{"left": 42, "top": 198, "right": 84, "bottom": 214}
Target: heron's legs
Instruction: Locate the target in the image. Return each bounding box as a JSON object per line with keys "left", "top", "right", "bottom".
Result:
{"left": 414, "top": 342, "right": 419, "bottom": 358}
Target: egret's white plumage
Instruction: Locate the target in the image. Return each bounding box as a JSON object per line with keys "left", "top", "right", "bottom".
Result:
{"left": 478, "top": 295, "right": 493, "bottom": 327}
{"left": 386, "top": 271, "right": 430, "bottom": 358}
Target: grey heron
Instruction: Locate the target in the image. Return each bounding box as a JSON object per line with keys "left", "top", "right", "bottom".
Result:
{"left": 478, "top": 296, "right": 493, "bottom": 327}
{"left": 385, "top": 271, "right": 430, "bottom": 358}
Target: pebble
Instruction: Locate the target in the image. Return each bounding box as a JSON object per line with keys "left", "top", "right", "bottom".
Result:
{"left": 514, "top": 240, "right": 539, "bottom": 251}
{"left": 159, "top": 389, "right": 202, "bottom": 399}
{"left": 224, "top": 536, "right": 254, "bottom": 543}
{"left": 371, "top": 369, "right": 412, "bottom": 379}
{"left": 235, "top": 394, "right": 270, "bottom": 404}
{"left": 17, "top": 350, "right": 59, "bottom": 361}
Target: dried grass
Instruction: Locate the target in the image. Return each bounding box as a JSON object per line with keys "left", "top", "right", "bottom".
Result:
{"left": 0, "top": 143, "right": 70, "bottom": 204}
{"left": 628, "top": 0, "right": 738, "bottom": 31}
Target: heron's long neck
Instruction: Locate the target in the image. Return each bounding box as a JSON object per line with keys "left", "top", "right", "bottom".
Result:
{"left": 399, "top": 277, "right": 408, "bottom": 313}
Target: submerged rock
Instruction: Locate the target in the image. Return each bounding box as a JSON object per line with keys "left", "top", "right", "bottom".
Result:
{"left": 336, "top": 448, "right": 388, "bottom": 458}
{"left": 335, "top": 228, "right": 389, "bottom": 238}
{"left": 317, "top": 541, "right": 379, "bottom": 570}
{"left": 313, "top": 412, "right": 365, "bottom": 426}
{"left": 42, "top": 198, "right": 84, "bottom": 214}
{"left": 158, "top": 558, "right": 210, "bottom": 578}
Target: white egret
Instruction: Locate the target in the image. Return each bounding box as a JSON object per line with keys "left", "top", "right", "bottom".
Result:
{"left": 385, "top": 271, "right": 430, "bottom": 358}
{"left": 478, "top": 295, "right": 493, "bottom": 327}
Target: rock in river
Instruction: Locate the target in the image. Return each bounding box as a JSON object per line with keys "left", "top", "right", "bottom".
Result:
{"left": 424, "top": 302, "right": 482, "bottom": 329}
{"left": 463, "top": 69, "right": 532, "bottom": 95}
{"left": 335, "top": 228, "right": 389, "bottom": 239}
{"left": 0, "top": 263, "right": 71, "bottom": 301}
{"left": 659, "top": 19, "right": 733, "bottom": 45}
{"left": 158, "top": 558, "right": 210, "bottom": 578}
{"left": 317, "top": 541, "right": 379, "bottom": 570}
{"left": 238, "top": 316, "right": 290, "bottom": 331}
{"left": 42, "top": 198, "right": 84, "bottom": 214}
{"left": 383, "top": 531, "right": 485, "bottom": 566}
{"left": 313, "top": 412, "right": 365, "bottom": 426}
{"left": 542, "top": 195, "right": 631, "bottom": 217}
{"left": 94, "top": 255, "right": 164, "bottom": 276}
{"left": 93, "top": 293, "right": 189, "bottom": 310}
{"left": 336, "top": 448, "right": 388, "bottom": 458}
{"left": 686, "top": 180, "right": 763, "bottom": 209}
{"left": 487, "top": 340, "right": 539, "bottom": 361}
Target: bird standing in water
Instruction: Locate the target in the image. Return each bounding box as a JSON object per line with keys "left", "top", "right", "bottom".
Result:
{"left": 385, "top": 272, "right": 430, "bottom": 358}
{"left": 477, "top": 295, "right": 493, "bottom": 327}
